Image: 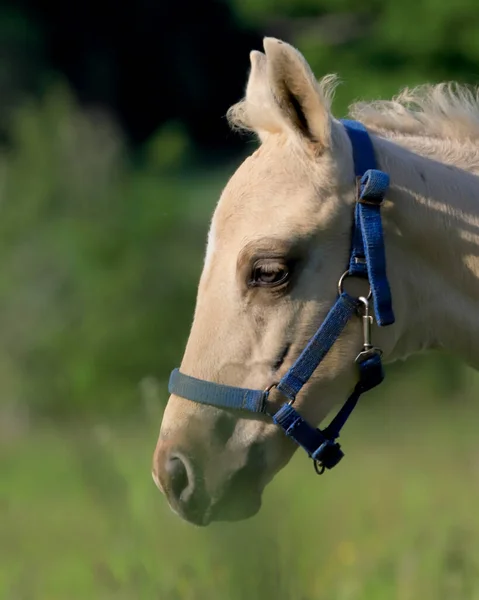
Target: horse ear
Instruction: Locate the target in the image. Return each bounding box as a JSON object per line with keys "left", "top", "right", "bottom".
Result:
{"left": 263, "top": 37, "right": 332, "bottom": 148}
{"left": 246, "top": 50, "right": 268, "bottom": 98}
{"left": 242, "top": 50, "right": 282, "bottom": 140}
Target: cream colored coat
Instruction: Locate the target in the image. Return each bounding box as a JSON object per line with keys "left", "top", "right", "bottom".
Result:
{"left": 153, "top": 37, "right": 479, "bottom": 526}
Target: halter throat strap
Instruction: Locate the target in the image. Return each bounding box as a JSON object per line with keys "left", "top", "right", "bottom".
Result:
{"left": 168, "top": 120, "right": 394, "bottom": 473}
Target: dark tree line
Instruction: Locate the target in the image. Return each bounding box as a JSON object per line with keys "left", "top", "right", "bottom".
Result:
{"left": 0, "top": 0, "right": 261, "bottom": 156}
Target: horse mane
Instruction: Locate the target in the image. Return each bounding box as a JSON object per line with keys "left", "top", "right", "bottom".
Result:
{"left": 228, "top": 75, "right": 479, "bottom": 144}
{"left": 350, "top": 83, "right": 479, "bottom": 143}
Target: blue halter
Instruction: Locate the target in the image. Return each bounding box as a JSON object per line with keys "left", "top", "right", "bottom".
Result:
{"left": 168, "top": 120, "right": 394, "bottom": 474}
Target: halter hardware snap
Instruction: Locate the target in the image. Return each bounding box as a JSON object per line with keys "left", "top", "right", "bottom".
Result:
{"left": 355, "top": 296, "right": 383, "bottom": 363}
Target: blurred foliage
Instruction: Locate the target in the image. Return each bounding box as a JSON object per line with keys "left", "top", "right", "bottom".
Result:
{"left": 0, "top": 84, "right": 225, "bottom": 418}
{"left": 232, "top": 0, "right": 479, "bottom": 115}
{"left": 3, "top": 365, "right": 479, "bottom": 598}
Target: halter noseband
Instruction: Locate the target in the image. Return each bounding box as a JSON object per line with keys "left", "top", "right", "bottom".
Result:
{"left": 168, "top": 120, "right": 394, "bottom": 474}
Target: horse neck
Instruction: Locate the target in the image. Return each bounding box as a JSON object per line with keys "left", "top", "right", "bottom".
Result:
{"left": 373, "top": 134, "right": 479, "bottom": 368}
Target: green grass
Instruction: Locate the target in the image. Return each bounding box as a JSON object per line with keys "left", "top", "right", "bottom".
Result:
{"left": 3, "top": 356, "right": 479, "bottom": 600}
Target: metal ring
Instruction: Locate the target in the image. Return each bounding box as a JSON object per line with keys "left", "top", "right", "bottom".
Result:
{"left": 264, "top": 382, "right": 279, "bottom": 394}
{"left": 337, "top": 270, "right": 372, "bottom": 300}
{"left": 263, "top": 382, "right": 295, "bottom": 406}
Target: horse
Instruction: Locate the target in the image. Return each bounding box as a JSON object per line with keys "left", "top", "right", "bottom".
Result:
{"left": 153, "top": 37, "right": 479, "bottom": 526}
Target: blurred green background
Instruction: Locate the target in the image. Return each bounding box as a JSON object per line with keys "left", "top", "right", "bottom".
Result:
{"left": 2, "top": 0, "right": 479, "bottom": 598}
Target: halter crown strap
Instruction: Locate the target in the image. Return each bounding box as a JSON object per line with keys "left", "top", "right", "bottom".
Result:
{"left": 168, "top": 119, "right": 394, "bottom": 473}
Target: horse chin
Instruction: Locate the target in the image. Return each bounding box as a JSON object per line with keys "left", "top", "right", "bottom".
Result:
{"left": 209, "top": 493, "right": 262, "bottom": 524}
{"left": 172, "top": 489, "right": 263, "bottom": 527}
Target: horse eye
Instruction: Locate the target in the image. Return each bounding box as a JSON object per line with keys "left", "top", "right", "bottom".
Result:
{"left": 251, "top": 261, "right": 290, "bottom": 287}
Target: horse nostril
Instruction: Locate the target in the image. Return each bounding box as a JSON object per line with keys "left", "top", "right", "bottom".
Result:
{"left": 165, "top": 454, "right": 191, "bottom": 503}
{"left": 154, "top": 446, "right": 210, "bottom": 524}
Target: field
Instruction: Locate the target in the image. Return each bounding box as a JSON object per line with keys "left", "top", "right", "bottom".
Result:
{"left": 3, "top": 355, "right": 479, "bottom": 600}
{"left": 4, "top": 1, "right": 479, "bottom": 597}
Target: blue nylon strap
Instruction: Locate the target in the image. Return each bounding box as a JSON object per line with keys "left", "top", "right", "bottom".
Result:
{"left": 357, "top": 171, "right": 394, "bottom": 326}
{"left": 349, "top": 203, "right": 368, "bottom": 277}
{"left": 323, "top": 352, "right": 384, "bottom": 440}
{"left": 168, "top": 368, "right": 268, "bottom": 413}
{"left": 272, "top": 403, "right": 344, "bottom": 470}
{"left": 340, "top": 119, "right": 395, "bottom": 327}
{"left": 276, "top": 293, "right": 358, "bottom": 401}
{"left": 168, "top": 292, "right": 359, "bottom": 418}
{"left": 272, "top": 403, "right": 330, "bottom": 459}
{"left": 340, "top": 119, "right": 378, "bottom": 176}
{"left": 272, "top": 352, "right": 384, "bottom": 470}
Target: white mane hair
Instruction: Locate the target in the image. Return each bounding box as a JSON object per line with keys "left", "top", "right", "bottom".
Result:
{"left": 350, "top": 82, "right": 479, "bottom": 142}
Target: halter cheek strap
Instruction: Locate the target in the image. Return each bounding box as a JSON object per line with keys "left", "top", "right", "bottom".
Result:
{"left": 341, "top": 119, "right": 393, "bottom": 326}
{"left": 168, "top": 120, "right": 394, "bottom": 474}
